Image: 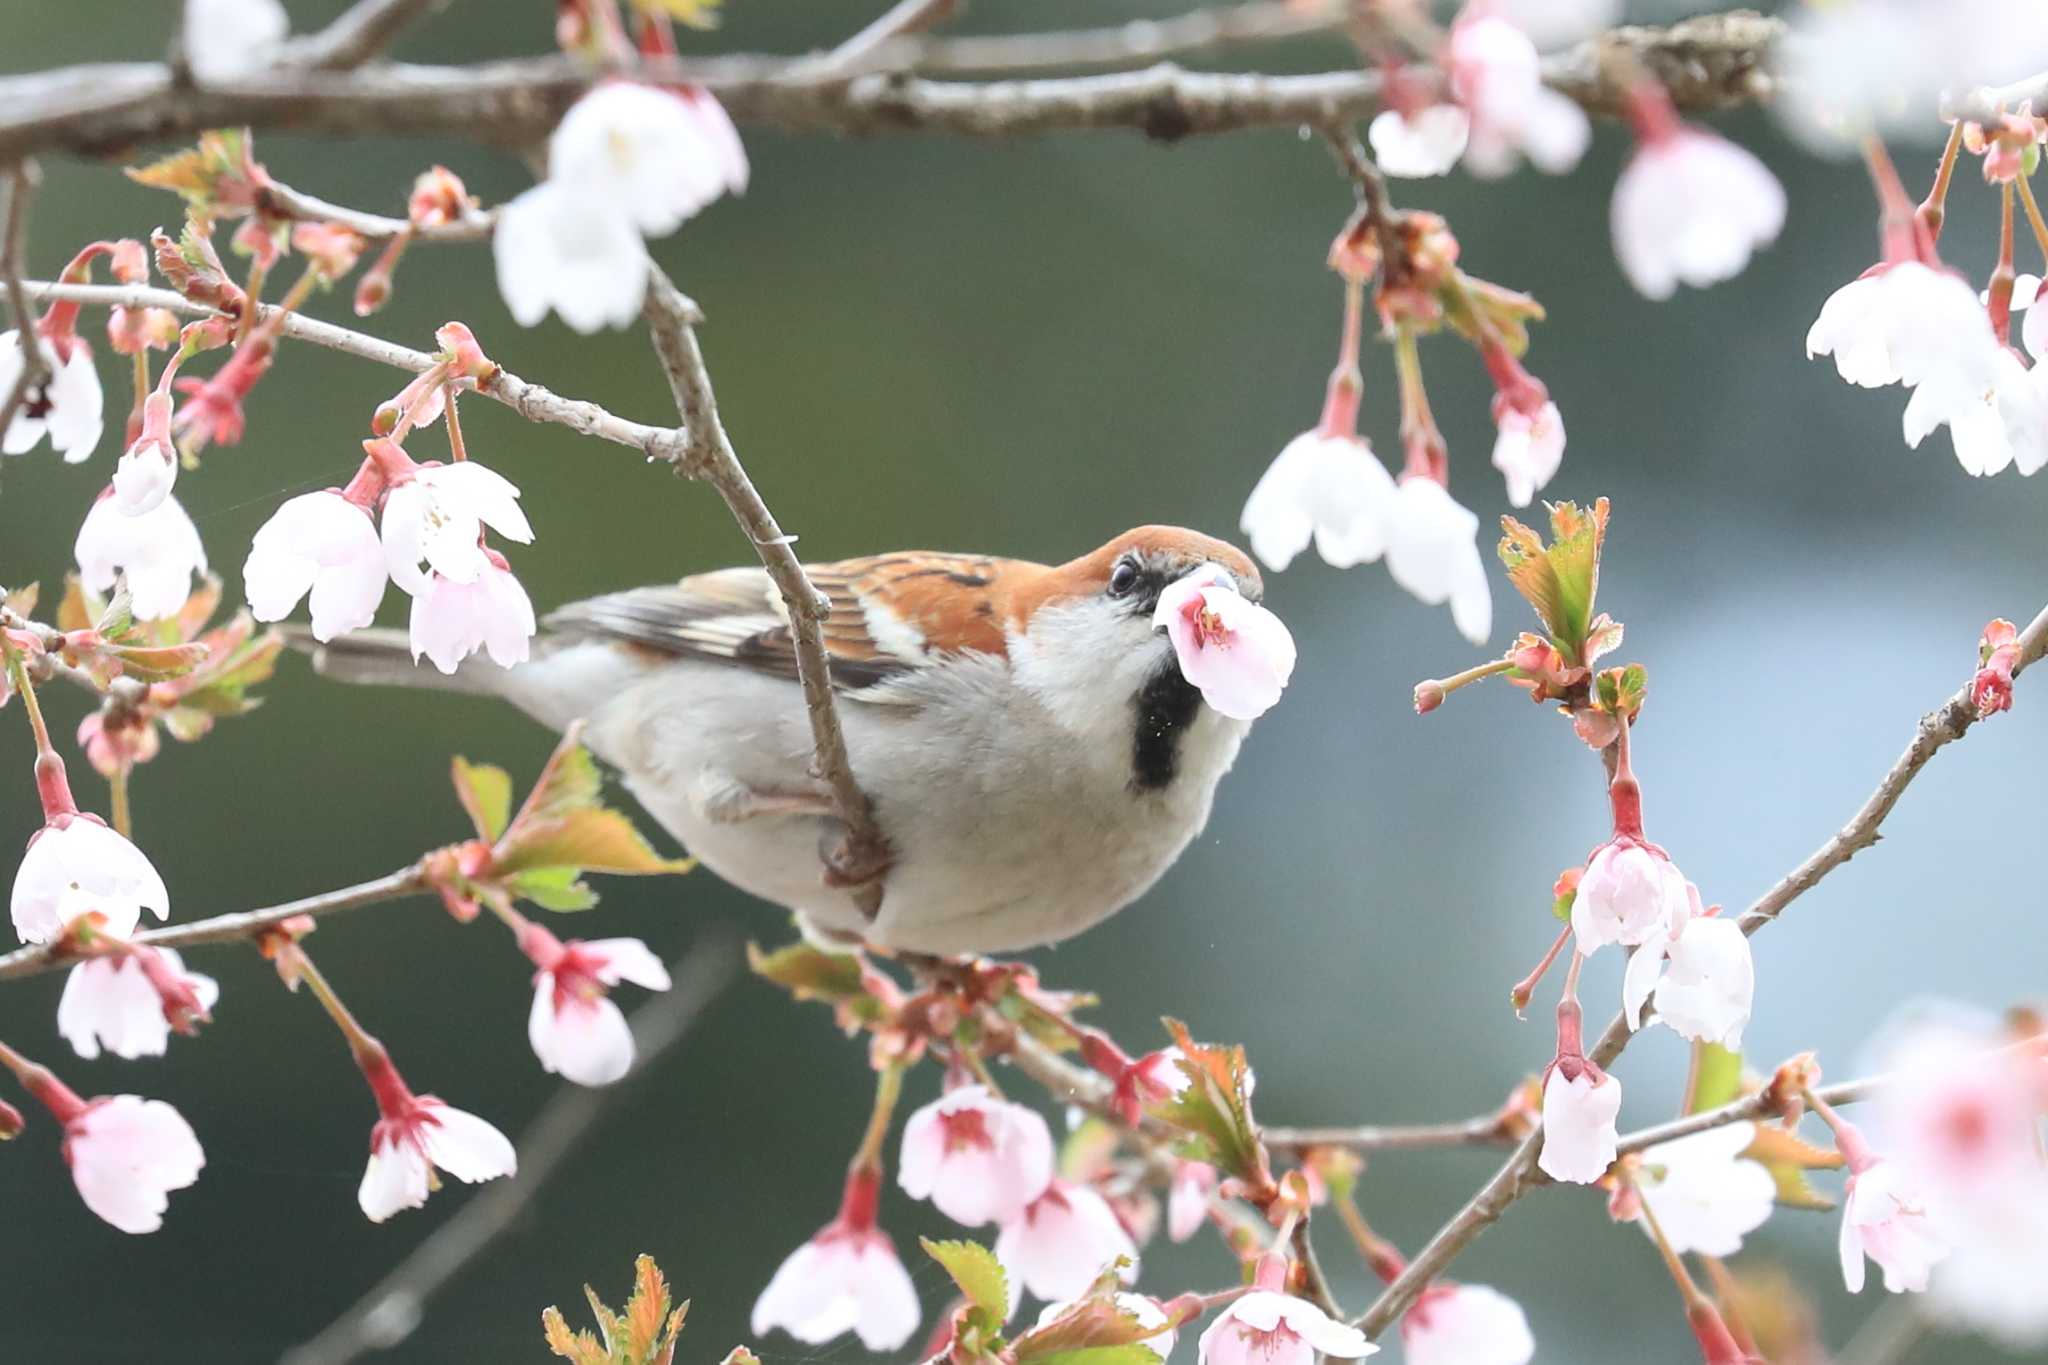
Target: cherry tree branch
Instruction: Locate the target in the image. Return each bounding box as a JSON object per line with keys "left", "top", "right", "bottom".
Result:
{"left": 20, "top": 280, "right": 687, "bottom": 461}
{"left": 281, "top": 934, "right": 742, "bottom": 1365}
{"left": 282, "top": 0, "right": 455, "bottom": 72}
{"left": 1351, "top": 602, "right": 2048, "bottom": 1337}
{"left": 0, "top": 11, "right": 1782, "bottom": 162}
{"left": 0, "top": 866, "right": 427, "bottom": 982}
{"left": 640, "top": 269, "right": 891, "bottom": 914}
{"left": 254, "top": 178, "right": 495, "bottom": 242}
{"left": 797, "top": 0, "right": 962, "bottom": 81}
{"left": 1614, "top": 1074, "right": 1880, "bottom": 1158}
{"left": 872, "top": 0, "right": 1340, "bottom": 78}
{"left": 1263, "top": 1112, "right": 1519, "bottom": 1153}
{"left": 0, "top": 164, "right": 47, "bottom": 443}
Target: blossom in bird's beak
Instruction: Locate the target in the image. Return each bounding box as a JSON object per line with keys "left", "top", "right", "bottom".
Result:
{"left": 1153, "top": 574, "right": 1297, "bottom": 721}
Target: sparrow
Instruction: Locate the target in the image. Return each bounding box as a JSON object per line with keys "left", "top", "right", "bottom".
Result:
{"left": 301, "top": 526, "right": 1288, "bottom": 955}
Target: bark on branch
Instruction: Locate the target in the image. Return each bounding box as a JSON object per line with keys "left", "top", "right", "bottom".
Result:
{"left": 0, "top": 11, "right": 1782, "bottom": 162}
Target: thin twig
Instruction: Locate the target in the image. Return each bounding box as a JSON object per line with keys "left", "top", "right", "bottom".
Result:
{"left": 19, "top": 281, "right": 688, "bottom": 463}
{"left": 639, "top": 269, "right": 891, "bottom": 916}
{"left": 1351, "top": 602, "right": 2048, "bottom": 1337}
{"left": 1264, "top": 1113, "right": 1517, "bottom": 1152}
{"left": 1616, "top": 1075, "right": 1878, "bottom": 1157}
{"left": 882, "top": 0, "right": 1341, "bottom": 77}
{"left": 255, "top": 178, "right": 496, "bottom": 243}
{"left": 280, "top": 934, "right": 742, "bottom": 1365}
{"left": 0, "top": 11, "right": 1785, "bottom": 161}
{"left": 282, "top": 0, "right": 455, "bottom": 72}
{"left": 794, "top": 0, "right": 961, "bottom": 82}
{"left": 0, "top": 867, "right": 426, "bottom": 982}
{"left": 0, "top": 163, "right": 48, "bottom": 442}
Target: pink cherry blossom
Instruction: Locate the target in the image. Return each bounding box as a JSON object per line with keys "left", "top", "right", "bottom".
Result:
{"left": 1840, "top": 1157, "right": 1950, "bottom": 1294}
{"left": 522, "top": 927, "right": 672, "bottom": 1087}
{"left": 1037, "top": 1293, "right": 1178, "bottom": 1361}
{"left": 75, "top": 489, "right": 207, "bottom": 622}
{"left": 1537, "top": 1066, "right": 1620, "bottom": 1184}
{"left": 996, "top": 1178, "right": 1140, "bottom": 1303}
{"left": 1168, "top": 1159, "right": 1217, "bottom": 1242}
{"left": 1611, "top": 126, "right": 1784, "bottom": 301}
{"left": 1926, "top": 1170, "right": 2048, "bottom": 1349}
{"left": 355, "top": 1045, "right": 515, "bottom": 1222}
{"left": 1385, "top": 477, "right": 1492, "bottom": 645}
{"left": 1402, "top": 1283, "right": 1536, "bottom": 1365}
{"left": 0, "top": 329, "right": 103, "bottom": 463}
{"left": 1490, "top": 400, "right": 1564, "bottom": 508}
{"left": 243, "top": 489, "right": 388, "bottom": 641}
{"left": 1240, "top": 430, "right": 1395, "bottom": 572}
{"left": 752, "top": 1168, "right": 920, "bottom": 1350}
{"left": 12, "top": 817, "right": 170, "bottom": 944}
{"left": 1623, "top": 912, "right": 1754, "bottom": 1049}
{"left": 898, "top": 1084, "right": 1054, "bottom": 1227}
{"left": 58, "top": 946, "right": 218, "bottom": 1060}
{"left": 408, "top": 560, "right": 537, "bottom": 674}
{"left": 64, "top": 1093, "right": 205, "bottom": 1234}
{"left": 380, "top": 460, "right": 533, "bottom": 592}
{"left": 1571, "top": 838, "right": 1691, "bottom": 954}
{"left": 1153, "top": 575, "right": 1298, "bottom": 721}
{"left": 1634, "top": 1122, "right": 1776, "bottom": 1256}
{"left": 1368, "top": 106, "right": 1471, "bottom": 179}
{"left": 1197, "top": 1289, "right": 1377, "bottom": 1365}
{"left": 1446, "top": 14, "right": 1590, "bottom": 179}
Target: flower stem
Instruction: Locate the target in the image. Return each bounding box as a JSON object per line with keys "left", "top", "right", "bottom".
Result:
{"left": 0, "top": 1037, "right": 84, "bottom": 1123}
{"left": 1608, "top": 716, "right": 1644, "bottom": 839}
{"left": 290, "top": 946, "right": 379, "bottom": 1062}
{"left": 1991, "top": 181, "right": 2018, "bottom": 348}
{"left": 1630, "top": 1166, "right": 1709, "bottom": 1309}
{"left": 1392, "top": 326, "right": 1445, "bottom": 483}
{"left": 4, "top": 644, "right": 51, "bottom": 757}
{"left": 1426, "top": 657, "right": 1515, "bottom": 697}
{"left": 850, "top": 1060, "right": 905, "bottom": 1175}
{"left": 1917, "top": 120, "right": 1965, "bottom": 243}
{"left": 1510, "top": 923, "right": 1573, "bottom": 1016}
{"left": 1862, "top": 136, "right": 1925, "bottom": 265}
{"left": 2019, "top": 169, "right": 2048, "bottom": 271}
{"left": 958, "top": 1043, "right": 1007, "bottom": 1099}
{"left": 1799, "top": 1082, "right": 1874, "bottom": 1171}
{"left": 1317, "top": 279, "right": 1366, "bottom": 438}
{"left": 443, "top": 392, "right": 468, "bottom": 463}
{"left": 109, "top": 768, "right": 132, "bottom": 839}
{"left": 1335, "top": 1193, "right": 1407, "bottom": 1283}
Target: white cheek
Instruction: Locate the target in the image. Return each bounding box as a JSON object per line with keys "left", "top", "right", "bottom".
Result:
{"left": 1008, "top": 599, "right": 1164, "bottom": 737}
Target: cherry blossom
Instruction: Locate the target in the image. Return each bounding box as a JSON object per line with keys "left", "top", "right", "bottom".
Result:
{"left": 408, "top": 559, "right": 537, "bottom": 674}
{"left": 1369, "top": 107, "right": 1472, "bottom": 179}
{"left": 380, "top": 460, "right": 533, "bottom": 592}
{"left": 1633, "top": 1122, "right": 1775, "bottom": 1257}
{"left": 548, "top": 83, "right": 749, "bottom": 237}
{"left": 1401, "top": 1283, "right": 1536, "bottom": 1365}
{"left": 1239, "top": 430, "right": 1395, "bottom": 572}
{"left": 1037, "top": 1293, "right": 1177, "bottom": 1361}
{"left": 1537, "top": 1066, "right": 1619, "bottom": 1184}
{"left": 1840, "top": 1157, "right": 1950, "bottom": 1294}
{"left": 58, "top": 947, "right": 218, "bottom": 1061}
{"left": 0, "top": 330, "right": 103, "bottom": 463}
{"left": 2004, "top": 273, "right": 2048, "bottom": 363}
{"left": 493, "top": 179, "right": 654, "bottom": 333}
{"left": 1926, "top": 1172, "right": 2048, "bottom": 1350}
{"left": 1197, "top": 1288, "right": 1377, "bottom": 1365}
{"left": 1494, "top": 0, "right": 1619, "bottom": 49}
{"left": 1807, "top": 263, "right": 1994, "bottom": 391}
{"left": 1168, "top": 1159, "right": 1217, "bottom": 1242}
{"left": 1874, "top": 1015, "right": 2044, "bottom": 1203}
{"left": 752, "top": 1167, "right": 921, "bottom": 1350}
{"left": 1446, "top": 13, "right": 1590, "bottom": 179}
{"left": 75, "top": 489, "right": 207, "bottom": 622}
{"left": 12, "top": 817, "right": 169, "bottom": 944}
{"left": 1611, "top": 108, "right": 1784, "bottom": 301}
{"left": 356, "top": 1047, "right": 517, "bottom": 1222}
{"left": 1385, "top": 477, "right": 1492, "bottom": 644}
{"left": 1490, "top": 399, "right": 1564, "bottom": 508}
{"left": 183, "top": 0, "right": 291, "bottom": 84}
{"left": 898, "top": 1083, "right": 1054, "bottom": 1227}
{"left": 1153, "top": 575, "right": 1298, "bottom": 720}
{"left": 243, "top": 490, "right": 388, "bottom": 641}
{"left": 64, "top": 1093, "right": 206, "bottom": 1234}
{"left": 1623, "top": 912, "right": 1754, "bottom": 1049}
{"left": 996, "top": 1178, "right": 1140, "bottom": 1303}
{"left": 1902, "top": 343, "right": 2048, "bottom": 478}
{"left": 111, "top": 392, "right": 178, "bottom": 514}
{"left": 521, "top": 925, "right": 672, "bottom": 1087}
{"left": 1571, "top": 838, "right": 1691, "bottom": 954}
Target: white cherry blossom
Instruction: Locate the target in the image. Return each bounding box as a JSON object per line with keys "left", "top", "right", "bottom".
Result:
{"left": 549, "top": 83, "right": 748, "bottom": 237}
{"left": 0, "top": 332, "right": 103, "bottom": 463}
{"left": 1401, "top": 1283, "right": 1536, "bottom": 1365}
{"left": 1385, "top": 477, "right": 1492, "bottom": 645}
{"left": 408, "top": 562, "right": 537, "bottom": 674}
{"left": 1635, "top": 1122, "right": 1776, "bottom": 1256}
{"left": 1612, "top": 129, "right": 1784, "bottom": 300}
{"left": 1240, "top": 431, "right": 1395, "bottom": 571}
{"left": 493, "top": 180, "right": 652, "bottom": 334}
{"left": 1491, "top": 400, "right": 1564, "bottom": 507}
{"left": 58, "top": 948, "right": 218, "bottom": 1061}
{"left": 12, "top": 818, "right": 169, "bottom": 944}
{"left": 1198, "top": 1290, "right": 1376, "bottom": 1365}
{"left": 358, "top": 1095, "right": 517, "bottom": 1222}
{"left": 244, "top": 490, "right": 388, "bottom": 641}
{"left": 1538, "top": 1067, "right": 1619, "bottom": 1184}
{"left": 380, "top": 461, "right": 532, "bottom": 592}
{"left": 184, "top": 0, "right": 291, "bottom": 84}
{"left": 66, "top": 1094, "right": 205, "bottom": 1234}
{"left": 75, "top": 490, "right": 207, "bottom": 622}
{"left": 1624, "top": 913, "right": 1755, "bottom": 1049}
{"left": 996, "top": 1179, "right": 1139, "bottom": 1303}
{"left": 1369, "top": 107, "right": 1471, "bottom": 178}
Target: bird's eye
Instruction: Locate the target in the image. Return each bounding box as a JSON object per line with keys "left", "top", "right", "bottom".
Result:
{"left": 1107, "top": 559, "right": 1140, "bottom": 598}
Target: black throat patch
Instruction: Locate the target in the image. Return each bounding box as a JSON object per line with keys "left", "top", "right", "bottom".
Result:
{"left": 1130, "top": 656, "right": 1203, "bottom": 792}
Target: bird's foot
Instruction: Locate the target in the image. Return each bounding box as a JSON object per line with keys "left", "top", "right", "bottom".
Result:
{"left": 821, "top": 826, "right": 892, "bottom": 920}
{"left": 696, "top": 774, "right": 836, "bottom": 824}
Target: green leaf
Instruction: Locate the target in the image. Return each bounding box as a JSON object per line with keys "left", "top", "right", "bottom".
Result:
{"left": 1497, "top": 498, "right": 1610, "bottom": 664}
{"left": 748, "top": 940, "right": 867, "bottom": 1001}
{"left": 1015, "top": 1287, "right": 1161, "bottom": 1365}
{"left": 451, "top": 756, "right": 515, "bottom": 842}
{"left": 1687, "top": 1043, "right": 1744, "bottom": 1114}
{"left": 1743, "top": 1125, "right": 1844, "bottom": 1211}
{"left": 923, "top": 1239, "right": 1009, "bottom": 1323}
{"left": 494, "top": 807, "right": 692, "bottom": 878}
{"left": 508, "top": 865, "right": 600, "bottom": 912}
{"left": 111, "top": 641, "right": 210, "bottom": 682}
{"left": 1153, "top": 1019, "right": 1270, "bottom": 1190}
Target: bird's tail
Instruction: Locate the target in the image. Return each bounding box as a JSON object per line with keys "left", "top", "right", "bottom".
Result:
{"left": 280, "top": 625, "right": 508, "bottom": 698}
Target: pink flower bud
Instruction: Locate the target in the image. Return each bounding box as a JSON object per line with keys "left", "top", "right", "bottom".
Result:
{"left": 408, "top": 166, "right": 477, "bottom": 228}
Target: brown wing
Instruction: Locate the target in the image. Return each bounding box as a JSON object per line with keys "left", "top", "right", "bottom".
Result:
{"left": 544, "top": 552, "right": 1048, "bottom": 694}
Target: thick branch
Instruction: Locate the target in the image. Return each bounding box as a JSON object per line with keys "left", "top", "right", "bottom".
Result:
{"left": 0, "top": 12, "right": 1781, "bottom": 161}
{"left": 0, "top": 164, "right": 47, "bottom": 441}
{"left": 1352, "top": 602, "right": 2048, "bottom": 1337}
{"left": 0, "top": 866, "right": 425, "bottom": 982}
{"left": 280, "top": 935, "right": 741, "bottom": 1365}
{"left": 20, "top": 281, "right": 687, "bottom": 462}
{"left": 640, "top": 270, "right": 891, "bottom": 915}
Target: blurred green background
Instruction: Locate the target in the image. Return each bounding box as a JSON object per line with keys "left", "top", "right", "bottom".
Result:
{"left": 1, "top": 2, "right": 2042, "bottom": 1362}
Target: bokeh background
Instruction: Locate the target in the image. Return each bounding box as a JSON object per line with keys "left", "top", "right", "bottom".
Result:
{"left": 1, "top": 2, "right": 2042, "bottom": 1361}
